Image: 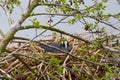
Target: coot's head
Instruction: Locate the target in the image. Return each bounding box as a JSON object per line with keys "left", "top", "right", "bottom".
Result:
{"left": 61, "top": 41, "right": 69, "bottom": 48}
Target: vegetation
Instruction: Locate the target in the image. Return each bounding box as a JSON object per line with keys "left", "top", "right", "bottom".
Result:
{"left": 0, "top": 0, "right": 120, "bottom": 79}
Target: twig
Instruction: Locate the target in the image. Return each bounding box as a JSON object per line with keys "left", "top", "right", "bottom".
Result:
{"left": 0, "top": 68, "right": 14, "bottom": 80}
{"left": 101, "top": 46, "right": 120, "bottom": 53}
{"left": 68, "top": 72, "right": 72, "bottom": 80}
{"left": 20, "top": 25, "right": 91, "bottom": 44}
{"left": 0, "top": 2, "right": 13, "bottom": 27}
{"left": 38, "top": 3, "right": 81, "bottom": 14}
{"left": 62, "top": 39, "right": 75, "bottom": 75}
{"left": 28, "top": 0, "right": 31, "bottom": 8}
{"left": 88, "top": 16, "right": 120, "bottom": 31}
{"left": 94, "top": 55, "right": 104, "bottom": 77}
{"left": 13, "top": 36, "right": 30, "bottom": 41}
{"left": 37, "top": 42, "right": 103, "bottom": 66}
{"left": 0, "top": 29, "right": 5, "bottom": 37}
{"left": 31, "top": 13, "right": 74, "bottom": 16}
{"left": 12, "top": 54, "right": 34, "bottom": 73}
{"left": 0, "top": 26, "right": 49, "bottom": 62}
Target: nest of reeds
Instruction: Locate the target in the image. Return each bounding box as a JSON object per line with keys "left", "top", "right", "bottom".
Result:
{"left": 0, "top": 36, "right": 120, "bottom": 80}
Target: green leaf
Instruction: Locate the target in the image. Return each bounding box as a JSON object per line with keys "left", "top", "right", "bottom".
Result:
{"left": 99, "top": 10, "right": 103, "bottom": 15}
{"left": 99, "top": 2, "right": 103, "bottom": 7}
{"left": 29, "top": 18, "right": 40, "bottom": 26}
{"left": 56, "top": 66, "right": 63, "bottom": 74}
{"left": 13, "top": 69, "right": 22, "bottom": 75}
{"left": 68, "top": 18, "right": 76, "bottom": 24}
{"left": 83, "top": 10, "right": 88, "bottom": 15}
{"left": 74, "top": 1, "right": 79, "bottom": 9}
{"left": 79, "top": 46, "right": 86, "bottom": 51}
{"left": 52, "top": 31, "right": 57, "bottom": 36}
{"left": 102, "top": 0, "right": 108, "bottom": 3}
{"left": 107, "top": 13, "right": 112, "bottom": 17}
{"left": 61, "top": 7, "right": 69, "bottom": 14}
{"left": 61, "top": 0, "right": 66, "bottom": 3}
{"left": 49, "top": 57, "right": 61, "bottom": 65}
{"left": 105, "top": 72, "right": 110, "bottom": 78}
{"left": 47, "top": 72, "right": 56, "bottom": 79}
{"left": 16, "top": 0, "right": 21, "bottom": 6}
{"left": 49, "top": 8, "right": 54, "bottom": 13}
{"left": 75, "top": 14, "right": 82, "bottom": 20}
{"left": 30, "top": 12, "right": 35, "bottom": 16}
{"left": 96, "top": 38, "right": 103, "bottom": 46}
{"left": 72, "top": 65, "right": 79, "bottom": 71}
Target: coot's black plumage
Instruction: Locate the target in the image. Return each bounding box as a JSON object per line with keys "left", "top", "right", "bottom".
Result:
{"left": 39, "top": 42, "right": 72, "bottom": 53}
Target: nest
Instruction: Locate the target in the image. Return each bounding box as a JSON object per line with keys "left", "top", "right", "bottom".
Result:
{"left": 0, "top": 37, "right": 120, "bottom": 80}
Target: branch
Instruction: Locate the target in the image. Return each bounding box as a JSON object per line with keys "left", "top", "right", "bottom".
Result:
{"left": 37, "top": 3, "right": 120, "bottom": 31}
{"left": 20, "top": 25, "right": 91, "bottom": 44}
{"left": 38, "top": 3, "right": 81, "bottom": 13}
{"left": 12, "top": 54, "right": 36, "bottom": 75}
{"left": 0, "top": 68, "right": 14, "bottom": 80}
{"left": 31, "top": 2, "right": 120, "bottom": 32}
{"left": 0, "top": 2, "right": 13, "bottom": 27}
{"left": 13, "top": 36, "right": 30, "bottom": 41}
{"left": 12, "top": 54, "right": 42, "bottom": 78}
{"left": 28, "top": 0, "right": 31, "bottom": 8}
{"left": 88, "top": 16, "right": 120, "bottom": 31}
{"left": 100, "top": 46, "right": 120, "bottom": 53}
{"left": 36, "top": 41, "right": 103, "bottom": 66}
{"left": 31, "top": 13, "right": 73, "bottom": 16}
{"left": 0, "top": 0, "right": 38, "bottom": 53}
{"left": 0, "top": 29, "right": 5, "bottom": 38}
{"left": 20, "top": 25, "right": 120, "bottom": 54}
{"left": 31, "top": 13, "right": 120, "bottom": 32}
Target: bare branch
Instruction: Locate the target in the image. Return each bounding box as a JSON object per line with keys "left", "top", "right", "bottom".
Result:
{"left": 28, "top": 0, "right": 31, "bottom": 8}
{"left": 31, "top": 13, "right": 120, "bottom": 32}
{"left": 20, "top": 25, "right": 120, "bottom": 54}
{"left": 0, "top": 2, "right": 13, "bottom": 27}
{"left": 12, "top": 54, "right": 35, "bottom": 74}
{"left": 0, "top": 68, "right": 15, "bottom": 80}
{"left": 31, "top": 13, "right": 72, "bottom": 16}
{"left": 0, "top": 0, "right": 38, "bottom": 53}
{"left": 37, "top": 42, "right": 103, "bottom": 66}
{"left": 38, "top": 3, "right": 81, "bottom": 13}
{"left": 20, "top": 25, "right": 91, "bottom": 44}
{"left": 91, "top": 16, "right": 120, "bottom": 31}
{"left": 13, "top": 36, "right": 30, "bottom": 41}
{"left": 0, "top": 29, "right": 5, "bottom": 38}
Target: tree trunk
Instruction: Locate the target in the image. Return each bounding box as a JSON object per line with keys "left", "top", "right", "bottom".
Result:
{"left": 0, "top": 27, "right": 18, "bottom": 53}
{"left": 0, "top": 1, "right": 37, "bottom": 54}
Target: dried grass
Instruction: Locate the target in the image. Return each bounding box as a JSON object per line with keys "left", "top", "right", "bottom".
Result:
{"left": 0, "top": 37, "right": 120, "bottom": 80}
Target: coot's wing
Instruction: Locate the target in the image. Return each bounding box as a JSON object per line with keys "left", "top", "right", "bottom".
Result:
{"left": 39, "top": 43, "right": 61, "bottom": 52}
{"left": 49, "top": 43, "right": 62, "bottom": 52}
{"left": 39, "top": 43, "right": 72, "bottom": 53}
{"left": 67, "top": 46, "right": 72, "bottom": 52}
{"left": 39, "top": 43, "right": 54, "bottom": 52}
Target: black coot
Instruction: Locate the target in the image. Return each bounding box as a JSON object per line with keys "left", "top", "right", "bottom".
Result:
{"left": 39, "top": 42, "right": 72, "bottom": 53}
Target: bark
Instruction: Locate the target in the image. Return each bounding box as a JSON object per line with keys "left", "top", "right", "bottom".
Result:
{"left": 21, "top": 25, "right": 91, "bottom": 44}
{"left": 0, "top": 27, "right": 17, "bottom": 53}
{"left": 0, "top": 29, "right": 5, "bottom": 37}
{"left": 0, "top": 0, "right": 37, "bottom": 54}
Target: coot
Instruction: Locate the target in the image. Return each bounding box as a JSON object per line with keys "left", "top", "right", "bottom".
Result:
{"left": 39, "top": 41, "right": 72, "bottom": 53}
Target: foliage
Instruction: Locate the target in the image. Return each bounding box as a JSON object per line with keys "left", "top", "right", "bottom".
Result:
{"left": 29, "top": 18, "right": 40, "bottom": 26}
{"left": 49, "top": 57, "right": 62, "bottom": 65}
{"left": 0, "top": 0, "right": 120, "bottom": 79}
{"left": 0, "top": 0, "right": 21, "bottom": 13}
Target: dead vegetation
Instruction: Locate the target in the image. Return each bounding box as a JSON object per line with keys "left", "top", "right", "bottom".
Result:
{"left": 0, "top": 37, "right": 120, "bottom": 80}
